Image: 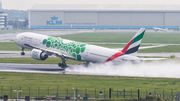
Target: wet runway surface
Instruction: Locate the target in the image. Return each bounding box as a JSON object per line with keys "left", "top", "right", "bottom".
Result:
{"left": 0, "top": 63, "right": 106, "bottom": 75}
{"left": 0, "top": 54, "right": 31, "bottom": 58}
{"left": 0, "top": 63, "right": 78, "bottom": 74}
{"left": 1, "top": 60, "right": 180, "bottom": 78}
{"left": 1, "top": 51, "right": 180, "bottom": 78}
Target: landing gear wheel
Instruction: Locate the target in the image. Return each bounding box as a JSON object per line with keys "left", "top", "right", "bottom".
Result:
{"left": 21, "top": 52, "right": 25, "bottom": 55}
{"left": 58, "top": 63, "right": 62, "bottom": 67}
{"left": 58, "top": 55, "right": 68, "bottom": 70}
{"left": 21, "top": 48, "right": 25, "bottom": 55}
{"left": 62, "top": 63, "right": 67, "bottom": 68}
{"left": 58, "top": 63, "right": 67, "bottom": 70}
{"left": 82, "top": 62, "right": 89, "bottom": 67}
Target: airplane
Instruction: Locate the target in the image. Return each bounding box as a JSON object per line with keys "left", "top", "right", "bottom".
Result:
{"left": 14, "top": 28, "right": 164, "bottom": 70}
{"left": 153, "top": 27, "right": 168, "bottom": 32}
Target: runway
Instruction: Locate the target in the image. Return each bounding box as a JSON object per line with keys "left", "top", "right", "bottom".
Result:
{"left": 1, "top": 51, "right": 180, "bottom": 78}
{"left": 0, "top": 63, "right": 106, "bottom": 75}
{"left": 1, "top": 59, "right": 180, "bottom": 78}
{"left": 0, "top": 63, "right": 77, "bottom": 74}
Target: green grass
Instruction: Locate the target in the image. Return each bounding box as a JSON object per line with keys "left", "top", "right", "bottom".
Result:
{"left": 93, "top": 44, "right": 125, "bottom": 48}
{"left": 138, "top": 45, "right": 180, "bottom": 53}
{"left": 94, "top": 44, "right": 180, "bottom": 53}
{"left": 0, "top": 57, "right": 173, "bottom": 64}
{"left": 1, "top": 56, "right": 177, "bottom": 64}
{"left": 2, "top": 30, "right": 180, "bottom": 44}
{"left": 0, "top": 42, "right": 19, "bottom": 50}
{"left": 0, "top": 42, "right": 148, "bottom": 51}
{"left": 0, "top": 72, "right": 180, "bottom": 99}
{"left": 59, "top": 32, "right": 137, "bottom": 42}
{"left": 1, "top": 42, "right": 180, "bottom": 53}
{"left": 94, "top": 44, "right": 149, "bottom": 48}
{"left": 59, "top": 32, "right": 180, "bottom": 44}
{"left": 0, "top": 57, "right": 85, "bottom": 64}
{"left": 0, "top": 42, "right": 27, "bottom": 51}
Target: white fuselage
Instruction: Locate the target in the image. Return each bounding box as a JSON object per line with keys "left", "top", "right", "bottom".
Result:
{"left": 14, "top": 32, "right": 141, "bottom": 63}
{"left": 153, "top": 27, "right": 168, "bottom": 32}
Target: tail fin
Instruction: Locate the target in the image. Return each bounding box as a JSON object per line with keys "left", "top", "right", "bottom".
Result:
{"left": 121, "top": 28, "right": 146, "bottom": 54}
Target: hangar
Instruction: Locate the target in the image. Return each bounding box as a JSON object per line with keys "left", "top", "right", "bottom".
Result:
{"left": 29, "top": 4, "right": 180, "bottom": 29}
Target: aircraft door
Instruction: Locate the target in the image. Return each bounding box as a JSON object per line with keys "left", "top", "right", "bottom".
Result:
{"left": 86, "top": 49, "right": 89, "bottom": 56}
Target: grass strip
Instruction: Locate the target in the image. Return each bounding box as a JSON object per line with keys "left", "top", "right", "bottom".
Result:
{"left": 0, "top": 72, "right": 180, "bottom": 98}
{"left": 2, "top": 42, "right": 180, "bottom": 53}
{"left": 0, "top": 42, "right": 29, "bottom": 51}
{"left": 60, "top": 32, "right": 180, "bottom": 44}
{"left": 0, "top": 57, "right": 85, "bottom": 64}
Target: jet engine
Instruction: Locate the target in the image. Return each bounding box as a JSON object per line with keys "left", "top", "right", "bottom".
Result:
{"left": 31, "top": 49, "right": 48, "bottom": 60}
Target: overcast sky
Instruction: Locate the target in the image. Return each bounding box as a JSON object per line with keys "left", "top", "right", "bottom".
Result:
{"left": 2, "top": 0, "right": 180, "bottom": 10}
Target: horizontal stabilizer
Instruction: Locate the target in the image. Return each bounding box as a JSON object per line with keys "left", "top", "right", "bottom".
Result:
{"left": 141, "top": 58, "right": 166, "bottom": 61}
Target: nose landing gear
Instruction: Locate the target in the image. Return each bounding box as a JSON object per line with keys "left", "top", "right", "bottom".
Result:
{"left": 21, "top": 48, "right": 25, "bottom": 55}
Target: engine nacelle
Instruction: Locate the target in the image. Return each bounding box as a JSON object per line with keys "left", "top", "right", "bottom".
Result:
{"left": 31, "top": 49, "right": 48, "bottom": 60}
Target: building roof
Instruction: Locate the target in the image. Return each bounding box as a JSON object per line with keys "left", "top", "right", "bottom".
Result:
{"left": 29, "top": 4, "right": 180, "bottom": 12}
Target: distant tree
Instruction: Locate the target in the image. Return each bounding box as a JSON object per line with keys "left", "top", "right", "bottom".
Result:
{"left": 2, "top": 9, "right": 28, "bottom": 20}
{"left": 7, "top": 20, "right": 13, "bottom": 25}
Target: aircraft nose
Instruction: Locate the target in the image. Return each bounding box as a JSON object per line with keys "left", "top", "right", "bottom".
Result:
{"left": 14, "top": 34, "right": 21, "bottom": 44}
{"left": 14, "top": 34, "right": 18, "bottom": 42}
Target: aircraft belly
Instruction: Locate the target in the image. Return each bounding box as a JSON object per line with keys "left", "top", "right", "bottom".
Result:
{"left": 82, "top": 45, "right": 119, "bottom": 63}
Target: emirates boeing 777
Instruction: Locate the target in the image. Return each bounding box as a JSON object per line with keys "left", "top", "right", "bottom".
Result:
{"left": 14, "top": 28, "right": 162, "bottom": 69}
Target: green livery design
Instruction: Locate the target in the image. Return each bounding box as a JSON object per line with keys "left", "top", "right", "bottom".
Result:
{"left": 42, "top": 37, "right": 87, "bottom": 61}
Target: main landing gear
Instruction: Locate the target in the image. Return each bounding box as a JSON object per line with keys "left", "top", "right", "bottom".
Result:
{"left": 58, "top": 56, "right": 68, "bottom": 70}
{"left": 82, "top": 62, "right": 89, "bottom": 67}
{"left": 21, "top": 48, "right": 25, "bottom": 55}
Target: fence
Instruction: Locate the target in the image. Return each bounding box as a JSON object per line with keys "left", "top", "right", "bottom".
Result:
{"left": 0, "top": 86, "right": 179, "bottom": 100}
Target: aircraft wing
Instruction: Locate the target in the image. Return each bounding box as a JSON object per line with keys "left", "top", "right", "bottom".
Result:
{"left": 24, "top": 44, "right": 76, "bottom": 60}
{"left": 140, "top": 58, "right": 166, "bottom": 60}
{"left": 114, "top": 45, "right": 167, "bottom": 51}
{"left": 138, "top": 45, "right": 167, "bottom": 49}
{"left": 39, "top": 48, "right": 76, "bottom": 60}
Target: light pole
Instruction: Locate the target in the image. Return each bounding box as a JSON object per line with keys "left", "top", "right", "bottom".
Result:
{"left": 13, "top": 90, "right": 22, "bottom": 101}
{"left": 72, "top": 88, "right": 76, "bottom": 101}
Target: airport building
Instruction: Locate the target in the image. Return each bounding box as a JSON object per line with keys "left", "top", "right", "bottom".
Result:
{"left": 0, "top": 12, "right": 7, "bottom": 29}
{"left": 29, "top": 4, "right": 180, "bottom": 29}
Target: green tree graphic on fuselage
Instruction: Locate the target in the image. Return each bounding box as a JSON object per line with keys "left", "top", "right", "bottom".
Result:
{"left": 42, "top": 37, "right": 86, "bottom": 61}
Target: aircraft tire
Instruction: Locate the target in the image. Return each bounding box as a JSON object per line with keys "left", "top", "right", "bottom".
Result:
{"left": 58, "top": 63, "right": 62, "bottom": 67}
{"left": 58, "top": 63, "right": 67, "bottom": 70}
{"left": 21, "top": 52, "right": 25, "bottom": 55}
{"left": 61, "top": 63, "right": 67, "bottom": 68}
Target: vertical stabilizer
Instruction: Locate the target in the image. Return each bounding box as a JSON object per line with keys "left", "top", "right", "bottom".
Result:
{"left": 104, "top": 28, "right": 146, "bottom": 63}
{"left": 121, "top": 28, "right": 146, "bottom": 54}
